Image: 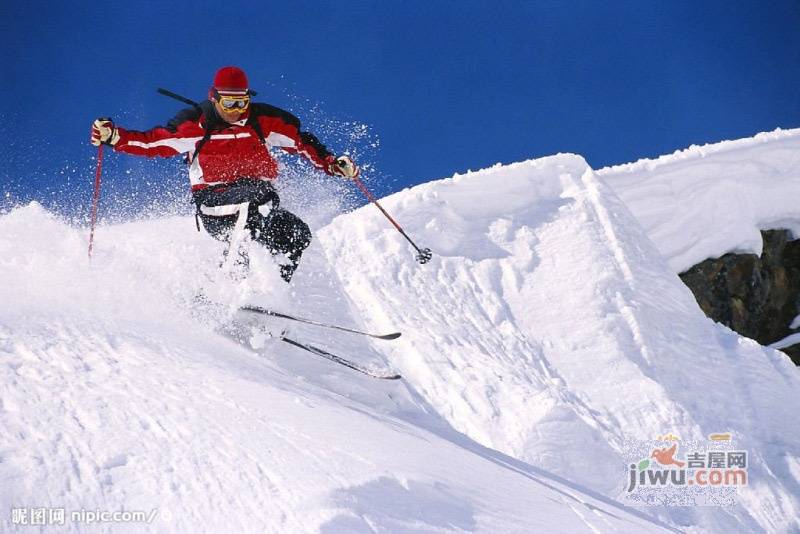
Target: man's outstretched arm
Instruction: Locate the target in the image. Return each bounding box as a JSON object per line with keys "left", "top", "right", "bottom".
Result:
{"left": 90, "top": 109, "right": 204, "bottom": 158}
{"left": 253, "top": 106, "right": 359, "bottom": 178}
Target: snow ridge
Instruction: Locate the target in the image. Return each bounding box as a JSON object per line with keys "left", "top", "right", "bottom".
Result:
{"left": 322, "top": 152, "right": 800, "bottom": 533}
{"left": 600, "top": 127, "right": 800, "bottom": 272}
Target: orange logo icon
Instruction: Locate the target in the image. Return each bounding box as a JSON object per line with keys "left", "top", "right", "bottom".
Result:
{"left": 651, "top": 443, "right": 686, "bottom": 468}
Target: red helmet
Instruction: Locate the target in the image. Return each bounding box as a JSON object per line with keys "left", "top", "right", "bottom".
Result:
{"left": 212, "top": 66, "right": 249, "bottom": 95}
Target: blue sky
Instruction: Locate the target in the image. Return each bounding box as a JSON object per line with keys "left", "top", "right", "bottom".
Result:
{"left": 2, "top": 1, "right": 799, "bottom": 218}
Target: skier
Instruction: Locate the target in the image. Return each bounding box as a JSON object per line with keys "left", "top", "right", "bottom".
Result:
{"left": 90, "top": 66, "right": 359, "bottom": 282}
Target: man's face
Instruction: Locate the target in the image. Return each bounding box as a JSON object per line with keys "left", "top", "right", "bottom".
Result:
{"left": 212, "top": 93, "right": 250, "bottom": 123}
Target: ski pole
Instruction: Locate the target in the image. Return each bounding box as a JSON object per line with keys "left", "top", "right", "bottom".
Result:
{"left": 351, "top": 176, "right": 432, "bottom": 264}
{"left": 88, "top": 144, "right": 104, "bottom": 258}
{"left": 157, "top": 88, "right": 200, "bottom": 109}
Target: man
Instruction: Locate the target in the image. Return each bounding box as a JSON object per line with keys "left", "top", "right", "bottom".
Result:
{"left": 90, "top": 66, "right": 359, "bottom": 282}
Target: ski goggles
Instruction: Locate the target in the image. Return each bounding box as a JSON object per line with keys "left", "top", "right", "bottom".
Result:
{"left": 217, "top": 94, "right": 250, "bottom": 111}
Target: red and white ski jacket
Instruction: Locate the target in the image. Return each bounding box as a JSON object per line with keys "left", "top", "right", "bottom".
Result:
{"left": 113, "top": 101, "right": 335, "bottom": 191}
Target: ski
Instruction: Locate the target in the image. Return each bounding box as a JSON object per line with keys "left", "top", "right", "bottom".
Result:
{"left": 240, "top": 305, "right": 401, "bottom": 340}
{"left": 280, "top": 336, "right": 402, "bottom": 380}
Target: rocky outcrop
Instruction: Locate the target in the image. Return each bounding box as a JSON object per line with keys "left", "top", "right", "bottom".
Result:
{"left": 679, "top": 229, "right": 800, "bottom": 365}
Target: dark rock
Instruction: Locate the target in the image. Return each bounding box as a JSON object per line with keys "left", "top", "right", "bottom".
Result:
{"left": 679, "top": 229, "right": 800, "bottom": 365}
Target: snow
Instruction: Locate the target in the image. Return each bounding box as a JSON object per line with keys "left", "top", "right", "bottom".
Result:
{"left": 599, "top": 127, "right": 800, "bottom": 273}
{"left": 769, "top": 332, "right": 800, "bottom": 351}
{"left": 2, "top": 131, "right": 800, "bottom": 533}
{"left": 321, "top": 154, "right": 800, "bottom": 532}
{"left": 0, "top": 204, "right": 668, "bottom": 533}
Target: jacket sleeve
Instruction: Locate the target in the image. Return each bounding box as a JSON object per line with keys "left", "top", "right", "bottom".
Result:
{"left": 114, "top": 107, "right": 205, "bottom": 158}
{"left": 253, "top": 106, "right": 336, "bottom": 174}
{"left": 293, "top": 131, "right": 336, "bottom": 174}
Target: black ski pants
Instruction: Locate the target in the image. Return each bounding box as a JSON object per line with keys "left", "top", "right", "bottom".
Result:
{"left": 193, "top": 179, "right": 311, "bottom": 281}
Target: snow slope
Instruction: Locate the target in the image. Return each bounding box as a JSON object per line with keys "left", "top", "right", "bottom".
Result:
{"left": 320, "top": 154, "right": 800, "bottom": 533}
{"left": 2, "top": 134, "right": 800, "bottom": 533}
{"left": 0, "top": 204, "right": 669, "bottom": 533}
{"left": 599, "top": 127, "right": 800, "bottom": 273}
